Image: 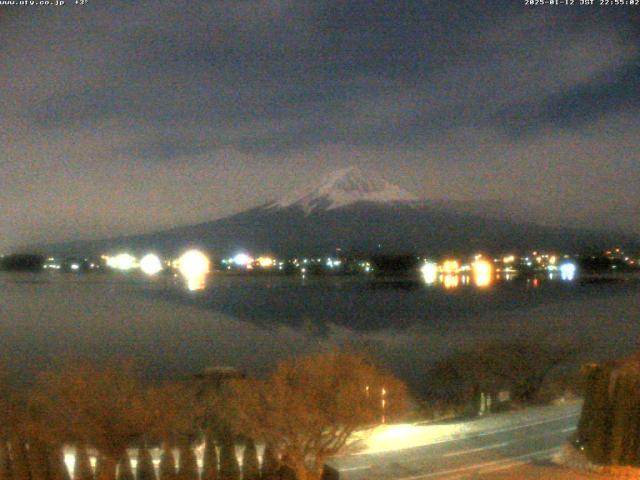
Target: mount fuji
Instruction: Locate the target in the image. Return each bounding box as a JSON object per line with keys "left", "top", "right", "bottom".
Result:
{"left": 48, "top": 166, "right": 635, "bottom": 256}
{"left": 272, "top": 166, "right": 418, "bottom": 214}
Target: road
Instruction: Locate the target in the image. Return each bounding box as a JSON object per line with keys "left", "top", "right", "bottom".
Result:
{"left": 329, "top": 401, "right": 582, "bottom": 480}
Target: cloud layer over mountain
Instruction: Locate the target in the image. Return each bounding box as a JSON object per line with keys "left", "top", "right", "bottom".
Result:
{"left": 1, "top": 2, "right": 639, "bottom": 249}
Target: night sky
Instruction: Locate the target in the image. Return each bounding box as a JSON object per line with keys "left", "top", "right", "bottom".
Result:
{"left": 1, "top": 1, "right": 639, "bottom": 250}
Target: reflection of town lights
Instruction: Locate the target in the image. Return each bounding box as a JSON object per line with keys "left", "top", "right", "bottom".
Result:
{"left": 472, "top": 259, "right": 493, "bottom": 288}
{"left": 257, "top": 256, "right": 275, "bottom": 268}
{"left": 178, "top": 250, "right": 210, "bottom": 292}
{"left": 441, "top": 260, "right": 460, "bottom": 274}
{"left": 232, "top": 253, "right": 253, "bottom": 267}
{"left": 443, "top": 274, "right": 459, "bottom": 289}
{"left": 186, "top": 276, "right": 206, "bottom": 292}
{"left": 110, "top": 253, "right": 136, "bottom": 271}
{"left": 560, "top": 262, "right": 576, "bottom": 281}
{"left": 420, "top": 262, "right": 438, "bottom": 285}
{"left": 140, "top": 254, "right": 163, "bottom": 276}
{"left": 178, "top": 250, "right": 210, "bottom": 278}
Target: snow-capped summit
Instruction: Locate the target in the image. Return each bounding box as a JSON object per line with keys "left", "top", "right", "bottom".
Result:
{"left": 273, "top": 166, "right": 419, "bottom": 214}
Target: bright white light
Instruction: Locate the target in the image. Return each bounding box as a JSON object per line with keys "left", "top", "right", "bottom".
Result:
{"left": 327, "top": 258, "right": 338, "bottom": 268}
{"left": 178, "top": 250, "right": 210, "bottom": 278}
{"left": 178, "top": 250, "right": 210, "bottom": 291}
{"left": 232, "top": 253, "right": 253, "bottom": 267}
{"left": 70, "top": 263, "right": 80, "bottom": 271}
{"left": 140, "top": 253, "right": 163, "bottom": 276}
{"left": 109, "top": 253, "right": 136, "bottom": 271}
{"left": 560, "top": 262, "right": 576, "bottom": 281}
{"left": 420, "top": 262, "right": 438, "bottom": 285}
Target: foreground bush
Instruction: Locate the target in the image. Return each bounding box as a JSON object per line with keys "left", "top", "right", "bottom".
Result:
{"left": 222, "top": 351, "right": 407, "bottom": 480}
{"left": 0, "top": 351, "right": 407, "bottom": 480}
{"left": 578, "top": 353, "right": 640, "bottom": 466}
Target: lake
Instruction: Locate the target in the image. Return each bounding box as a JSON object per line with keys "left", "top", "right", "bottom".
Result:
{"left": 1, "top": 271, "right": 639, "bottom": 394}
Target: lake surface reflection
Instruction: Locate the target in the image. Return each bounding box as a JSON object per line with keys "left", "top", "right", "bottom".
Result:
{"left": 148, "top": 273, "right": 638, "bottom": 334}
{"left": 1, "top": 272, "right": 639, "bottom": 393}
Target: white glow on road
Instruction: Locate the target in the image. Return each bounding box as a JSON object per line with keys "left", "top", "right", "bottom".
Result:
{"left": 353, "top": 423, "right": 463, "bottom": 455}
{"left": 348, "top": 409, "right": 580, "bottom": 456}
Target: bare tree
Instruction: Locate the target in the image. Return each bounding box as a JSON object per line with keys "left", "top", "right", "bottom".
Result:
{"left": 221, "top": 351, "right": 407, "bottom": 480}
{"left": 201, "top": 429, "right": 217, "bottom": 480}
{"left": 0, "top": 377, "right": 26, "bottom": 480}
{"left": 240, "top": 439, "right": 259, "bottom": 480}
{"left": 217, "top": 429, "right": 238, "bottom": 480}
{"left": 145, "top": 382, "right": 198, "bottom": 480}
{"left": 260, "top": 445, "right": 279, "bottom": 480}
{"left": 0, "top": 441, "right": 11, "bottom": 480}
{"left": 29, "top": 362, "right": 150, "bottom": 480}
{"left": 74, "top": 444, "right": 93, "bottom": 480}
{"left": 158, "top": 450, "right": 176, "bottom": 480}
{"left": 116, "top": 453, "right": 133, "bottom": 480}
{"left": 48, "top": 446, "right": 70, "bottom": 480}
{"left": 136, "top": 446, "right": 155, "bottom": 480}
{"left": 176, "top": 445, "right": 197, "bottom": 480}
{"left": 10, "top": 438, "right": 31, "bottom": 480}
{"left": 27, "top": 440, "right": 52, "bottom": 480}
{"left": 94, "top": 455, "right": 107, "bottom": 480}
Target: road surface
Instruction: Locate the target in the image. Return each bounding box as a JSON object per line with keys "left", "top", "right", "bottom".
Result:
{"left": 330, "top": 401, "right": 582, "bottom": 479}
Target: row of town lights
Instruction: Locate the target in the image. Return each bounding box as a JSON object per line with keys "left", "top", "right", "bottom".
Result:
{"left": 104, "top": 250, "right": 211, "bottom": 291}
{"left": 420, "top": 256, "right": 578, "bottom": 287}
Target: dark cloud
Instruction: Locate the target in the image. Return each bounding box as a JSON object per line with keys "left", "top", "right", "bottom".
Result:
{"left": 1, "top": 0, "right": 639, "bottom": 248}
{"left": 497, "top": 58, "right": 640, "bottom": 137}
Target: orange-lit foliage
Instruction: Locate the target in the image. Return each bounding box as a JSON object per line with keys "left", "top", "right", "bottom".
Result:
{"left": 223, "top": 351, "right": 407, "bottom": 480}
{"left": 29, "top": 362, "right": 149, "bottom": 480}
{"left": 146, "top": 381, "right": 199, "bottom": 446}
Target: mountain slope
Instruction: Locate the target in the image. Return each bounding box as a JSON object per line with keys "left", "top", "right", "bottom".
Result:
{"left": 45, "top": 167, "right": 637, "bottom": 256}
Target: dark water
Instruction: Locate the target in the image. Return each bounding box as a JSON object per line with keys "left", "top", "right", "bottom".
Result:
{"left": 1, "top": 272, "right": 639, "bottom": 393}
{"left": 144, "top": 274, "right": 638, "bottom": 334}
